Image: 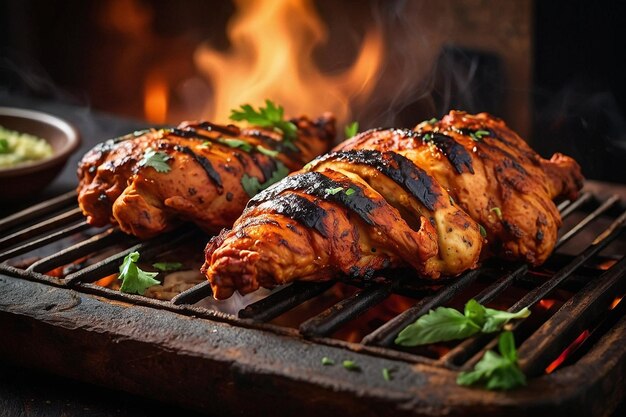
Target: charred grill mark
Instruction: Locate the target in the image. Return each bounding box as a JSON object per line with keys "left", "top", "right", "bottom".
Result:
{"left": 258, "top": 193, "right": 328, "bottom": 237}
{"left": 429, "top": 133, "right": 474, "bottom": 174}
{"left": 169, "top": 145, "right": 223, "bottom": 192}
{"left": 238, "top": 216, "right": 281, "bottom": 230}
{"left": 197, "top": 121, "right": 240, "bottom": 136}
{"left": 244, "top": 129, "right": 300, "bottom": 156}
{"left": 170, "top": 127, "right": 218, "bottom": 142}
{"left": 313, "top": 149, "right": 441, "bottom": 211}
{"left": 90, "top": 130, "right": 151, "bottom": 157}
{"left": 248, "top": 171, "right": 380, "bottom": 226}
{"left": 251, "top": 153, "right": 277, "bottom": 182}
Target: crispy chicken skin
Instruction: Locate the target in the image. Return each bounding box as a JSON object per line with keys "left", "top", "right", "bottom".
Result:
{"left": 77, "top": 115, "right": 335, "bottom": 238}
{"left": 202, "top": 111, "right": 584, "bottom": 299}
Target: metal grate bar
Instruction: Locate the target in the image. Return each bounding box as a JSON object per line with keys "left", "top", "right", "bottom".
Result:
{"left": 559, "top": 191, "right": 593, "bottom": 219}
{"left": 299, "top": 281, "right": 397, "bottom": 338}
{"left": 0, "top": 207, "right": 83, "bottom": 250}
{"left": 0, "top": 190, "right": 77, "bottom": 234}
{"left": 26, "top": 228, "right": 130, "bottom": 274}
{"left": 555, "top": 194, "right": 620, "bottom": 249}
{"left": 360, "top": 269, "right": 482, "bottom": 346}
{"left": 473, "top": 264, "right": 529, "bottom": 304}
{"left": 446, "top": 210, "right": 626, "bottom": 368}
{"left": 171, "top": 281, "right": 213, "bottom": 305}
{"left": 0, "top": 220, "right": 91, "bottom": 262}
{"left": 238, "top": 281, "right": 335, "bottom": 321}
{"left": 518, "top": 256, "right": 626, "bottom": 377}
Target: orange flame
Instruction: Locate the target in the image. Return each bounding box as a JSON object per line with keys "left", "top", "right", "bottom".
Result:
{"left": 194, "top": 0, "right": 384, "bottom": 126}
{"left": 610, "top": 296, "right": 623, "bottom": 310}
{"left": 545, "top": 330, "right": 590, "bottom": 374}
{"left": 144, "top": 70, "right": 169, "bottom": 123}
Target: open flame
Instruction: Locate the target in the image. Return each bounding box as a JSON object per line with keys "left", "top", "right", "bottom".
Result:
{"left": 194, "top": 0, "right": 384, "bottom": 127}
{"left": 144, "top": 70, "right": 169, "bottom": 123}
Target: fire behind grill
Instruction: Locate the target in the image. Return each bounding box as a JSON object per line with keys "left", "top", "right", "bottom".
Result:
{"left": 0, "top": 182, "right": 625, "bottom": 417}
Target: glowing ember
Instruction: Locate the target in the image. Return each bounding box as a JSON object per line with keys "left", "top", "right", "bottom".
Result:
{"left": 545, "top": 330, "right": 590, "bottom": 374}
{"left": 194, "top": 0, "right": 384, "bottom": 127}
{"left": 610, "top": 296, "right": 623, "bottom": 310}
{"left": 538, "top": 299, "right": 556, "bottom": 310}
{"left": 144, "top": 70, "right": 169, "bottom": 123}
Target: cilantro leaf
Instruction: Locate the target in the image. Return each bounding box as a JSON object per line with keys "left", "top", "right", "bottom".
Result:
{"left": 256, "top": 145, "right": 279, "bottom": 157}
{"left": 229, "top": 100, "right": 298, "bottom": 142}
{"left": 325, "top": 187, "right": 343, "bottom": 195}
{"left": 345, "top": 188, "right": 355, "bottom": 196}
{"left": 118, "top": 251, "right": 160, "bottom": 295}
{"left": 139, "top": 148, "right": 171, "bottom": 173}
{"left": 382, "top": 368, "right": 393, "bottom": 381}
{"left": 152, "top": 262, "right": 183, "bottom": 272}
{"left": 479, "top": 224, "right": 487, "bottom": 238}
{"left": 482, "top": 307, "right": 531, "bottom": 333}
{"left": 218, "top": 138, "right": 253, "bottom": 152}
{"left": 321, "top": 357, "right": 334, "bottom": 366}
{"left": 490, "top": 207, "right": 503, "bottom": 219}
{"left": 241, "top": 161, "right": 290, "bottom": 197}
{"left": 395, "top": 306, "right": 481, "bottom": 346}
{"left": 427, "top": 117, "right": 438, "bottom": 125}
{"left": 395, "top": 300, "right": 530, "bottom": 346}
{"left": 457, "top": 331, "right": 526, "bottom": 390}
{"left": 469, "top": 129, "right": 490, "bottom": 142}
{"left": 344, "top": 121, "right": 359, "bottom": 138}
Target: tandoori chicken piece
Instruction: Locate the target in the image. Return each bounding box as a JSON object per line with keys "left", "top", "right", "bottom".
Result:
{"left": 77, "top": 114, "right": 335, "bottom": 238}
{"left": 202, "top": 111, "right": 583, "bottom": 299}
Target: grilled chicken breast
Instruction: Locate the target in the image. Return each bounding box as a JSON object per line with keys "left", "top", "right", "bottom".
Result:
{"left": 77, "top": 115, "right": 335, "bottom": 238}
{"left": 202, "top": 111, "right": 583, "bottom": 299}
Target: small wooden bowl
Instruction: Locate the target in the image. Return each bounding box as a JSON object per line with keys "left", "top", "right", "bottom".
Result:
{"left": 0, "top": 107, "right": 80, "bottom": 200}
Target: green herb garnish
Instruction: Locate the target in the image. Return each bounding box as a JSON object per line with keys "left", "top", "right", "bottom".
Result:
{"left": 229, "top": 100, "right": 298, "bottom": 143}
{"left": 457, "top": 331, "right": 526, "bottom": 390}
{"left": 325, "top": 187, "right": 343, "bottom": 195}
{"left": 342, "top": 360, "right": 360, "bottom": 371}
{"left": 344, "top": 121, "right": 359, "bottom": 138}
{"left": 382, "top": 368, "right": 393, "bottom": 381}
{"left": 139, "top": 148, "right": 171, "bottom": 173}
{"left": 345, "top": 188, "right": 355, "bottom": 196}
{"left": 427, "top": 117, "right": 438, "bottom": 125}
{"left": 394, "top": 299, "right": 530, "bottom": 346}
{"left": 218, "top": 138, "right": 253, "bottom": 152}
{"left": 256, "top": 145, "right": 280, "bottom": 157}
{"left": 0, "top": 138, "right": 9, "bottom": 154}
{"left": 490, "top": 207, "right": 503, "bottom": 219}
{"left": 469, "top": 129, "right": 490, "bottom": 142}
{"left": 198, "top": 141, "right": 212, "bottom": 149}
{"left": 423, "top": 133, "right": 433, "bottom": 142}
{"left": 321, "top": 357, "right": 334, "bottom": 366}
{"left": 479, "top": 224, "right": 487, "bottom": 238}
{"left": 241, "top": 161, "right": 290, "bottom": 197}
{"left": 118, "top": 251, "right": 160, "bottom": 295}
{"left": 152, "top": 262, "right": 183, "bottom": 272}
{"left": 449, "top": 195, "right": 455, "bottom": 205}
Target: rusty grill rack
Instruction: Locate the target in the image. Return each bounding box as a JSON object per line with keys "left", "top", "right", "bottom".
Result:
{"left": 1, "top": 185, "right": 626, "bottom": 416}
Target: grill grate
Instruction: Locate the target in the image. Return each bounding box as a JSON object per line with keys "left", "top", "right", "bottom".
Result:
{"left": 1, "top": 183, "right": 626, "bottom": 415}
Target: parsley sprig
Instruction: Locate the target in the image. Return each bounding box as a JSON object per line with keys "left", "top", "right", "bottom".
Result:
{"left": 344, "top": 121, "right": 359, "bottom": 138}
{"left": 395, "top": 299, "right": 530, "bottom": 346}
{"left": 457, "top": 331, "right": 526, "bottom": 390}
{"left": 229, "top": 100, "right": 298, "bottom": 146}
{"left": 139, "top": 148, "right": 171, "bottom": 173}
{"left": 241, "top": 161, "right": 290, "bottom": 197}
{"left": 118, "top": 251, "right": 160, "bottom": 295}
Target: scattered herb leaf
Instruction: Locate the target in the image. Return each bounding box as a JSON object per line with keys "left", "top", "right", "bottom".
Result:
{"left": 490, "top": 207, "right": 503, "bottom": 219}
{"left": 118, "top": 251, "right": 160, "bottom": 295}
{"left": 395, "top": 299, "right": 530, "bottom": 346}
{"left": 382, "top": 368, "right": 393, "bottom": 381}
{"left": 139, "top": 148, "right": 171, "bottom": 173}
{"left": 342, "top": 360, "right": 360, "bottom": 371}
{"left": 344, "top": 121, "right": 359, "bottom": 138}
{"left": 322, "top": 357, "right": 334, "bottom": 366}
{"left": 199, "top": 141, "right": 212, "bottom": 149}
{"left": 218, "top": 138, "right": 253, "bottom": 152}
{"left": 428, "top": 117, "right": 438, "bottom": 125}
{"left": 325, "top": 187, "right": 343, "bottom": 195}
{"left": 457, "top": 331, "right": 526, "bottom": 390}
{"left": 469, "top": 129, "right": 490, "bottom": 142}
{"left": 152, "top": 262, "right": 183, "bottom": 272}
{"left": 229, "top": 99, "right": 298, "bottom": 143}
{"left": 479, "top": 224, "right": 487, "bottom": 238}
{"left": 0, "top": 138, "right": 9, "bottom": 153}
{"left": 241, "top": 161, "right": 290, "bottom": 197}
{"left": 345, "top": 188, "right": 355, "bottom": 196}
{"left": 256, "top": 145, "right": 279, "bottom": 157}
{"left": 423, "top": 133, "right": 433, "bottom": 142}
